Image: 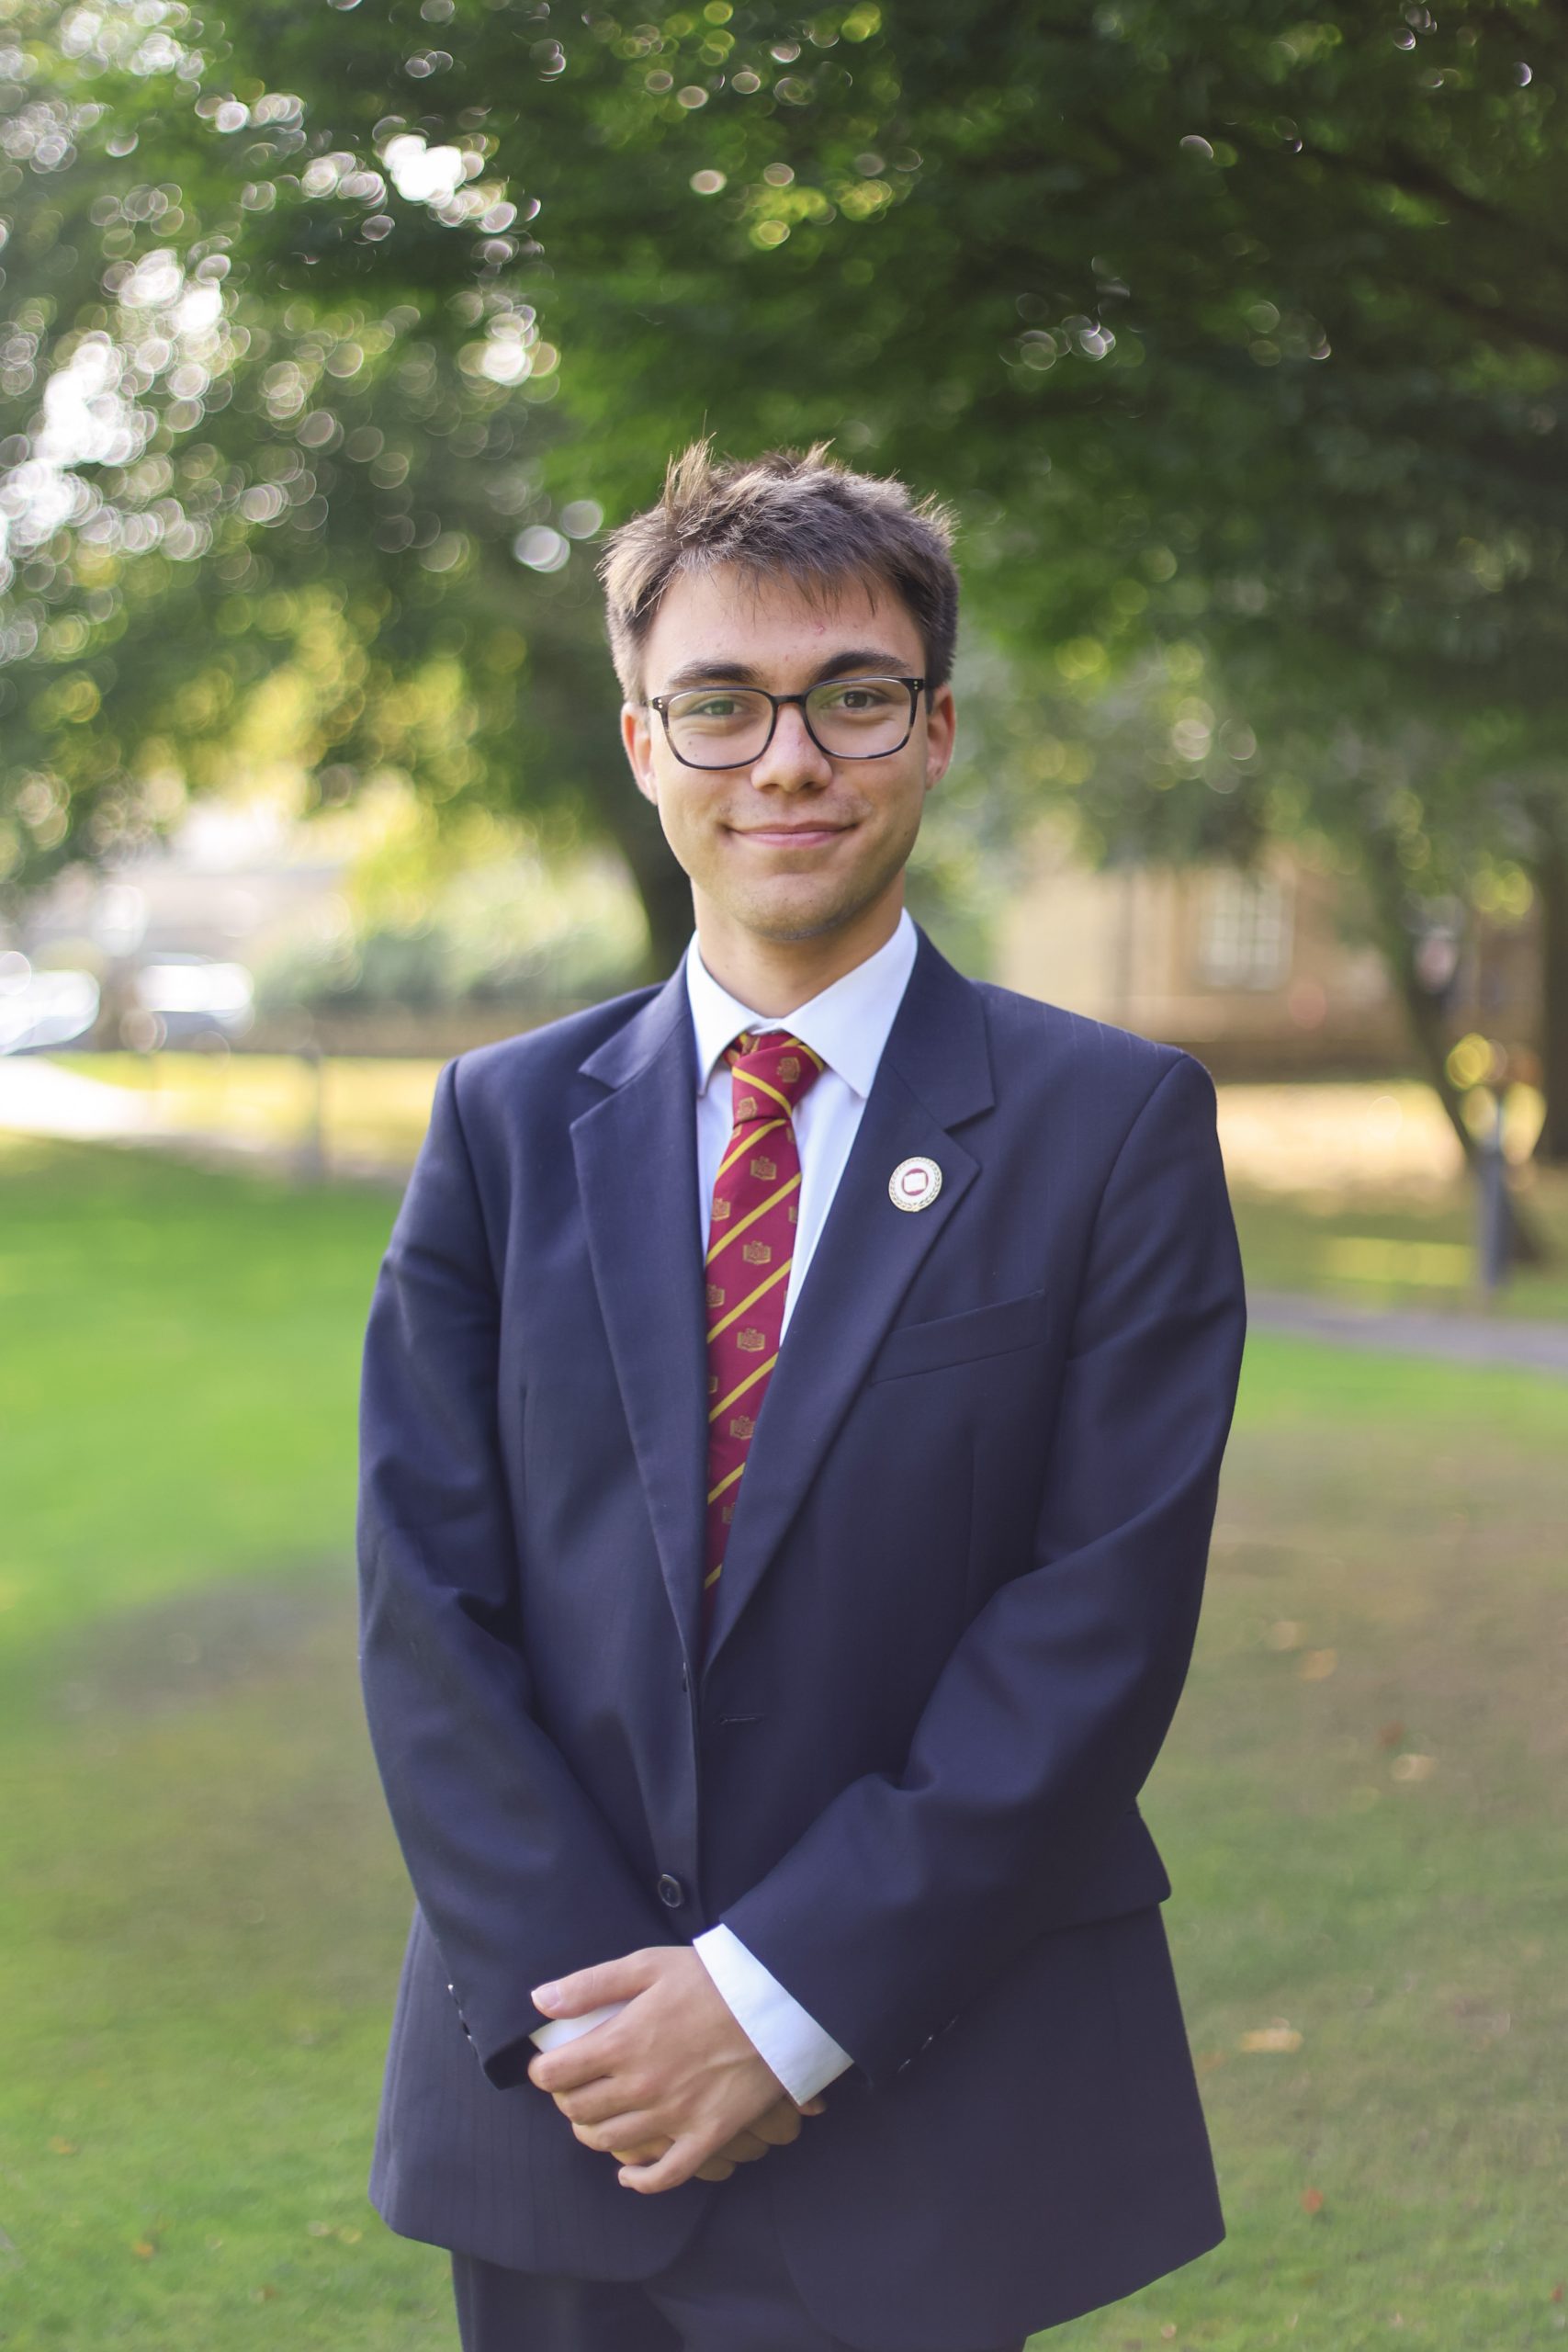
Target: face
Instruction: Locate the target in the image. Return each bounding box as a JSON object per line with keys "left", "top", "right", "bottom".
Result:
{"left": 621, "top": 564, "right": 956, "bottom": 952}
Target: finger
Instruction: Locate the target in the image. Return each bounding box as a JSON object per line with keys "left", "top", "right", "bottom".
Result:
{"left": 527, "top": 2030, "right": 617, "bottom": 2097}
{"left": 531, "top": 1952, "right": 660, "bottom": 2022}
{"left": 798, "top": 2096, "right": 827, "bottom": 2116}
{"left": 571, "top": 2110, "right": 658, "bottom": 2155}
{"left": 694, "top": 2155, "right": 737, "bottom": 2181}
{"left": 617, "top": 2136, "right": 705, "bottom": 2195}
{"left": 711, "top": 2130, "right": 770, "bottom": 2164}
{"left": 555, "top": 2076, "right": 653, "bottom": 2128}
{"left": 748, "top": 2104, "right": 804, "bottom": 2148}
{"left": 609, "top": 2137, "right": 671, "bottom": 2165}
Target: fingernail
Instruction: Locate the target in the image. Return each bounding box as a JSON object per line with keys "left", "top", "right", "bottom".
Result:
{"left": 532, "top": 1982, "right": 560, "bottom": 2012}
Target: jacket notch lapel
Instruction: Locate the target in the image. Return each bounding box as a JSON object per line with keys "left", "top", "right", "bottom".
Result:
{"left": 571, "top": 977, "right": 708, "bottom": 1666}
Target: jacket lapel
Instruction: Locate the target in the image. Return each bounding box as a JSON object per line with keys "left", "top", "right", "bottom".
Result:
{"left": 701, "top": 930, "right": 995, "bottom": 1678}
{"left": 571, "top": 971, "right": 709, "bottom": 1668}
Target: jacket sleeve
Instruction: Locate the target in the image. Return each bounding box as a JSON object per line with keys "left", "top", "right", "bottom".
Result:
{"left": 356, "top": 1057, "right": 675, "bottom": 2090}
{"left": 718, "top": 1051, "right": 1247, "bottom": 2089}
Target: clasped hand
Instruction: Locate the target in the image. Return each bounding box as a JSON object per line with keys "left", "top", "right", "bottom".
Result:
{"left": 525, "top": 1947, "right": 826, "bottom": 2194}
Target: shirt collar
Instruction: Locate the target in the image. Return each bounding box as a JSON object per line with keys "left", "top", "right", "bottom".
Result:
{"left": 683, "top": 906, "right": 918, "bottom": 1103}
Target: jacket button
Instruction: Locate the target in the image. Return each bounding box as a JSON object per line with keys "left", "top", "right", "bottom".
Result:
{"left": 656, "top": 1872, "right": 686, "bottom": 1907}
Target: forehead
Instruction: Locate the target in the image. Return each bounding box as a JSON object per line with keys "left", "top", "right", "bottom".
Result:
{"left": 639, "top": 563, "right": 922, "bottom": 689}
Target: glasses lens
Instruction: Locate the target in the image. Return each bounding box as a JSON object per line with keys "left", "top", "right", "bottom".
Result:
{"left": 664, "top": 687, "right": 774, "bottom": 767}
{"left": 805, "top": 678, "right": 913, "bottom": 756}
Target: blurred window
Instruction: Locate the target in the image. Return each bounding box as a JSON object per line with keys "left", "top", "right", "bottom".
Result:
{"left": 1195, "top": 869, "right": 1293, "bottom": 991}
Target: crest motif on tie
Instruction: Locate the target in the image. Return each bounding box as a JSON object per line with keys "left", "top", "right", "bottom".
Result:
{"left": 736, "top": 1094, "right": 759, "bottom": 1122}
{"left": 778, "top": 1056, "right": 800, "bottom": 1081}
{"left": 728, "top": 1414, "right": 755, "bottom": 1440}
{"left": 742, "top": 1240, "right": 772, "bottom": 1265}
{"left": 736, "top": 1327, "right": 766, "bottom": 1353}
{"left": 750, "top": 1155, "right": 777, "bottom": 1182}
{"left": 706, "top": 1283, "right": 725, "bottom": 1308}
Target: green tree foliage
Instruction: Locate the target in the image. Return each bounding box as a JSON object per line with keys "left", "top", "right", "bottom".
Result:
{"left": 4, "top": 0, "right": 1567, "bottom": 1136}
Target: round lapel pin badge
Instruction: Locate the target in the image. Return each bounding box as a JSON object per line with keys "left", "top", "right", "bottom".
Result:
{"left": 888, "top": 1156, "right": 942, "bottom": 1213}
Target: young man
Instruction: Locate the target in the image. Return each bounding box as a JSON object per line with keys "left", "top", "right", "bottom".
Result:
{"left": 356, "top": 444, "right": 1247, "bottom": 2352}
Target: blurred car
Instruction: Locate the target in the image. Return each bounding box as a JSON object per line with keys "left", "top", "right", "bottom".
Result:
{"left": 0, "top": 954, "right": 100, "bottom": 1054}
{"left": 124, "top": 953, "right": 255, "bottom": 1050}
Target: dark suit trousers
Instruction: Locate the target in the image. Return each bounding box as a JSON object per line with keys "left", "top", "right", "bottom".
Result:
{"left": 450, "top": 2152, "right": 1029, "bottom": 2352}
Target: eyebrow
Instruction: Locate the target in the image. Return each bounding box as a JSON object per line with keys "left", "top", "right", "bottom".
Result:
{"left": 658, "top": 647, "right": 913, "bottom": 694}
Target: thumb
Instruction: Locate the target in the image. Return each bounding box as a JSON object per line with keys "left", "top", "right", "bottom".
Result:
{"left": 531, "top": 1951, "right": 660, "bottom": 2018}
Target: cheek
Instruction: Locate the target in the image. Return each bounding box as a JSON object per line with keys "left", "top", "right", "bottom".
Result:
{"left": 871, "top": 768, "right": 931, "bottom": 842}
{"left": 650, "top": 779, "right": 718, "bottom": 873}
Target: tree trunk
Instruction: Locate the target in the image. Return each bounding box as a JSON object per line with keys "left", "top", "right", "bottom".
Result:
{"left": 1359, "top": 832, "right": 1475, "bottom": 1159}
{"left": 593, "top": 781, "right": 694, "bottom": 980}
{"left": 1359, "top": 831, "right": 1551, "bottom": 1269}
{"left": 493, "top": 579, "right": 694, "bottom": 981}
{"left": 1531, "top": 819, "right": 1568, "bottom": 1165}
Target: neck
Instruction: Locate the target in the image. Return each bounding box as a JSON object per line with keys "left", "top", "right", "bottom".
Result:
{"left": 692, "top": 882, "right": 906, "bottom": 1016}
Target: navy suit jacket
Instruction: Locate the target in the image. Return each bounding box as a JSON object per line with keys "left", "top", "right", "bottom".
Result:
{"left": 357, "top": 926, "right": 1247, "bottom": 2349}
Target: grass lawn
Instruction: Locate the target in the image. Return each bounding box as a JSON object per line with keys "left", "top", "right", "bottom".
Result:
{"left": 1, "top": 1135, "right": 1563, "bottom": 2350}
{"left": 1230, "top": 1171, "right": 1568, "bottom": 1325}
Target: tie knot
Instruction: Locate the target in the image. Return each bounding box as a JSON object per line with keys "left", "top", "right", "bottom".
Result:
{"left": 725, "top": 1030, "right": 822, "bottom": 1126}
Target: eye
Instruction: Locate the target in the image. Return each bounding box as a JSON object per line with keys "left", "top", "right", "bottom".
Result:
{"left": 817, "top": 679, "right": 901, "bottom": 712}
{"left": 669, "top": 690, "right": 751, "bottom": 723}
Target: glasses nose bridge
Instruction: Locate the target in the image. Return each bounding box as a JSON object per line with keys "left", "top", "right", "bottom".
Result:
{"left": 760, "top": 689, "right": 830, "bottom": 766}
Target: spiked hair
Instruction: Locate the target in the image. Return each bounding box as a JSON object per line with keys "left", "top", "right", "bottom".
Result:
{"left": 599, "top": 440, "right": 959, "bottom": 700}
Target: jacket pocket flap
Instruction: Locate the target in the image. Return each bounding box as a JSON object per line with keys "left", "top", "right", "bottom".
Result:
{"left": 869, "top": 1288, "right": 1050, "bottom": 1383}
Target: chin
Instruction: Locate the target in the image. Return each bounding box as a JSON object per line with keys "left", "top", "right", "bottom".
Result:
{"left": 731, "top": 885, "right": 881, "bottom": 945}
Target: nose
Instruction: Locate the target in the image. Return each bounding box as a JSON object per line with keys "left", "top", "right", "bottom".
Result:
{"left": 748, "top": 699, "right": 834, "bottom": 790}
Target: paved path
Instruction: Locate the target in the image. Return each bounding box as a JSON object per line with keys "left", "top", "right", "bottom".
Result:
{"left": 1249, "top": 1288, "right": 1568, "bottom": 1378}
{"left": 0, "top": 1053, "right": 171, "bottom": 1140}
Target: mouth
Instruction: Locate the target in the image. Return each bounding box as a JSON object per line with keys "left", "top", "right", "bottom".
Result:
{"left": 728, "top": 820, "right": 854, "bottom": 848}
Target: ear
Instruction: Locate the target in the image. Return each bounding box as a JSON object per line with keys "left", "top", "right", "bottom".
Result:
{"left": 622, "top": 703, "right": 658, "bottom": 805}
{"left": 924, "top": 681, "right": 957, "bottom": 791}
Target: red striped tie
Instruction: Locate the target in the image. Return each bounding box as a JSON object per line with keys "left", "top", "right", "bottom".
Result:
{"left": 701, "top": 1030, "right": 823, "bottom": 1652}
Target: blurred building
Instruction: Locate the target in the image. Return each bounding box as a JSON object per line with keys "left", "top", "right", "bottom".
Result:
{"left": 997, "top": 825, "right": 1540, "bottom": 1080}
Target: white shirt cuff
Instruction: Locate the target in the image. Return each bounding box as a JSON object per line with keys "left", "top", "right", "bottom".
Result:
{"left": 528, "top": 1999, "right": 628, "bottom": 2052}
{"left": 694, "top": 1924, "right": 854, "bottom": 2104}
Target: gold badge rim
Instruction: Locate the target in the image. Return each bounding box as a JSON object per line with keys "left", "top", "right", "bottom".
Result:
{"left": 888, "top": 1155, "right": 942, "bottom": 1213}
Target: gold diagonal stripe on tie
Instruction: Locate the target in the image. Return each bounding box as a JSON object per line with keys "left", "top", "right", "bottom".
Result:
{"left": 708, "top": 1351, "right": 779, "bottom": 1423}
{"left": 705, "top": 1173, "right": 801, "bottom": 1264}
{"left": 703, "top": 1560, "right": 723, "bottom": 1589}
{"left": 716, "top": 1116, "right": 786, "bottom": 1184}
{"left": 707, "top": 1257, "right": 792, "bottom": 1343}
{"left": 794, "top": 1039, "right": 825, "bottom": 1073}
{"left": 707, "top": 1461, "right": 746, "bottom": 1506}
{"left": 740, "top": 1069, "right": 795, "bottom": 1115}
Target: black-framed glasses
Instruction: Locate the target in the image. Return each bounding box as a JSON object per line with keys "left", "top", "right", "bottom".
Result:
{"left": 648, "top": 675, "right": 926, "bottom": 770}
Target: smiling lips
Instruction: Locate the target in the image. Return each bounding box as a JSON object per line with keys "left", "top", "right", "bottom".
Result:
{"left": 731, "top": 821, "right": 852, "bottom": 845}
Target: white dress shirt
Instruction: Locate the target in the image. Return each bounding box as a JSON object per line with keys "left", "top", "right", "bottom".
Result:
{"left": 530, "top": 909, "right": 919, "bottom": 2106}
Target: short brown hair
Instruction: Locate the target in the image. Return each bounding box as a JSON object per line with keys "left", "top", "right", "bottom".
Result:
{"left": 599, "top": 440, "right": 959, "bottom": 701}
